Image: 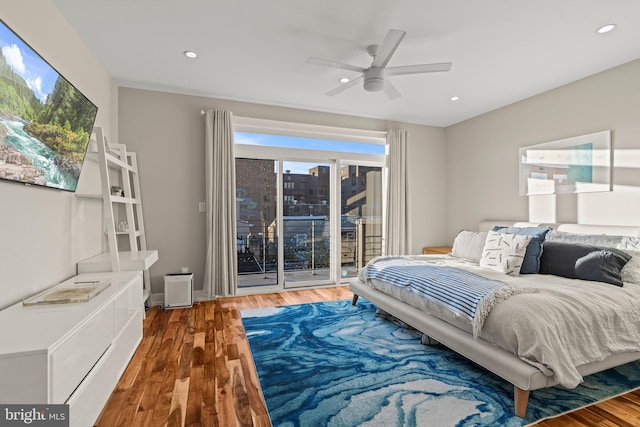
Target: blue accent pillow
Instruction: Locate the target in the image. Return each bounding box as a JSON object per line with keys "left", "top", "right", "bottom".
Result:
{"left": 492, "top": 226, "right": 552, "bottom": 274}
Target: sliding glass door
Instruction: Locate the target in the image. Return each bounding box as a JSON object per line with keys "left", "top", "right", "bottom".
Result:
{"left": 234, "top": 127, "right": 385, "bottom": 293}
{"left": 340, "top": 164, "right": 383, "bottom": 279}
{"left": 235, "top": 158, "right": 278, "bottom": 288}
{"left": 282, "top": 161, "right": 332, "bottom": 288}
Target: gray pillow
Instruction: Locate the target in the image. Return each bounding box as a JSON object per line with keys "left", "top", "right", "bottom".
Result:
{"left": 540, "top": 241, "right": 631, "bottom": 286}
{"left": 546, "top": 231, "right": 623, "bottom": 248}
{"left": 621, "top": 250, "right": 640, "bottom": 284}
{"left": 450, "top": 230, "right": 488, "bottom": 263}
{"left": 575, "top": 250, "right": 631, "bottom": 287}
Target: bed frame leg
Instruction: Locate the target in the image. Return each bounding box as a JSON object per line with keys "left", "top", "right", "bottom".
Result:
{"left": 351, "top": 294, "right": 359, "bottom": 305}
{"left": 514, "top": 387, "right": 530, "bottom": 418}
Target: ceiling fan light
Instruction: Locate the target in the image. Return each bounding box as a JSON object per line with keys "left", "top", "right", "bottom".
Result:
{"left": 363, "top": 67, "right": 386, "bottom": 92}
{"left": 364, "top": 77, "right": 385, "bottom": 92}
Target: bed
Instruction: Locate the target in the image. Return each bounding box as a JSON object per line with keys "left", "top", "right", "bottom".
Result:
{"left": 349, "top": 222, "right": 640, "bottom": 418}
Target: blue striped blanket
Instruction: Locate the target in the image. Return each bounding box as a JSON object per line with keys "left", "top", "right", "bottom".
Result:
{"left": 363, "top": 256, "right": 537, "bottom": 337}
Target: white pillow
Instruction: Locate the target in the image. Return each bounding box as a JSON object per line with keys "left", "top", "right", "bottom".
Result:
{"left": 450, "top": 230, "right": 488, "bottom": 263}
{"left": 621, "top": 250, "right": 640, "bottom": 284}
{"left": 618, "top": 237, "right": 640, "bottom": 252}
{"left": 479, "top": 231, "right": 532, "bottom": 275}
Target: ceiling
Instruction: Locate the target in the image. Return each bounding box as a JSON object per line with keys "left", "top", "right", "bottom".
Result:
{"left": 51, "top": 0, "right": 640, "bottom": 127}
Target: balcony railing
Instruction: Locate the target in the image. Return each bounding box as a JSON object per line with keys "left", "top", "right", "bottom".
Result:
{"left": 237, "top": 217, "right": 382, "bottom": 286}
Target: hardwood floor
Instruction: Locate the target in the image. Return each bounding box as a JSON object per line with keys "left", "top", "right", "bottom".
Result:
{"left": 95, "top": 286, "right": 640, "bottom": 426}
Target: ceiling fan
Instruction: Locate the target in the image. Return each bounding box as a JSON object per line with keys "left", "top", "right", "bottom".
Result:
{"left": 307, "top": 29, "right": 452, "bottom": 100}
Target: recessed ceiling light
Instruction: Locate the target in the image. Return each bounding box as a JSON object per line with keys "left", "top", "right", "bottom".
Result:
{"left": 450, "top": 96, "right": 460, "bottom": 101}
{"left": 183, "top": 50, "right": 198, "bottom": 59}
{"left": 596, "top": 24, "right": 616, "bottom": 34}
{"left": 339, "top": 77, "right": 350, "bottom": 83}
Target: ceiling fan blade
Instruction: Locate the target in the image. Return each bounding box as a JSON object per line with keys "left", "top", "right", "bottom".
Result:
{"left": 386, "top": 62, "right": 452, "bottom": 76}
{"left": 325, "top": 75, "right": 363, "bottom": 96}
{"left": 307, "top": 57, "right": 366, "bottom": 73}
{"left": 384, "top": 80, "right": 402, "bottom": 100}
{"left": 371, "top": 29, "right": 406, "bottom": 68}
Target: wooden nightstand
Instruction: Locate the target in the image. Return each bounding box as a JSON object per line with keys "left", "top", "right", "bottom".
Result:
{"left": 422, "top": 246, "right": 452, "bottom": 255}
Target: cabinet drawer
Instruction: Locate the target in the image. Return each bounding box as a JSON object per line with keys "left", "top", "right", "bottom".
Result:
{"left": 114, "top": 275, "right": 142, "bottom": 335}
{"left": 50, "top": 302, "right": 114, "bottom": 403}
{"left": 67, "top": 308, "right": 143, "bottom": 427}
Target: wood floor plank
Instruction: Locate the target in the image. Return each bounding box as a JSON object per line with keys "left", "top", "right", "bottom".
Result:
{"left": 139, "top": 370, "right": 165, "bottom": 412}
{"left": 253, "top": 414, "right": 272, "bottom": 427}
{"left": 132, "top": 410, "right": 155, "bottom": 427}
{"left": 239, "top": 352, "right": 269, "bottom": 417}
{"left": 199, "top": 404, "right": 218, "bottom": 427}
{"left": 214, "top": 348, "right": 230, "bottom": 390}
{"left": 184, "top": 365, "right": 204, "bottom": 426}
{"left": 586, "top": 404, "right": 639, "bottom": 427}
{"left": 192, "top": 331, "right": 206, "bottom": 366}
{"left": 596, "top": 398, "right": 640, "bottom": 423}
{"left": 150, "top": 391, "right": 173, "bottom": 426}
{"left": 115, "top": 380, "right": 147, "bottom": 427}
{"left": 177, "top": 340, "right": 194, "bottom": 380}
{"left": 153, "top": 338, "right": 174, "bottom": 373}
{"left": 204, "top": 341, "right": 216, "bottom": 379}
{"left": 231, "top": 362, "right": 253, "bottom": 427}
{"left": 167, "top": 377, "right": 190, "bottom": 427}
{"left": 202, "top": 377, "right": 216, "bottom": 407}
{"left": 163, "top": 318, "right": 180, "bottom": 341}
{"left": 116, "top": 337, "right": 154, "bottom": 391}
{"left": 158, "top": 367, "right": 177, "bottom": 395}
{"left": 95, "top": 390, "right": 127, "bottom": 426}
{"left": 95, "top": 285, "right": 639, "bottom": 427}
{"left": 216, "top": 385, "right": 237, "bottom": 427}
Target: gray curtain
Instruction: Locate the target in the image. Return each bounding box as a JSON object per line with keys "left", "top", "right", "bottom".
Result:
{"left": 384, "top": 129, "right": 411, "bottom": 255}
{"left": 204, "top": 110, "right": 238, "bottom": 297}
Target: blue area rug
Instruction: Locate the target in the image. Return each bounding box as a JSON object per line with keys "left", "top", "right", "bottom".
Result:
{"left": 242, "top": 299, "right": 640, "bottom": 426}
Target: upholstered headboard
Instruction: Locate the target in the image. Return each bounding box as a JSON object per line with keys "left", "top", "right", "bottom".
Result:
{"left": 478, "top": 221, "right": 640, "bottom": 237}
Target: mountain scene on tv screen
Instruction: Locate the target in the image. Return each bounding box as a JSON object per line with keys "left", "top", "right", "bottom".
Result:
{"left": 0, "top": 27, "right": 97, "bottom": 191}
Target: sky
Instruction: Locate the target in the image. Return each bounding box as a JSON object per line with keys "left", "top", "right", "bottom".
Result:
{"left": 235, "top": 132, "right": 385, "bottom": 174}
{"left": 0, "top": 21, "right": 59, "bottom": 103}
{"left": 235, "top": 132, "right": 385, "bottom": 155}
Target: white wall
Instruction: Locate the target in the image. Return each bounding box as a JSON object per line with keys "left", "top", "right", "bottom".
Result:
{"left": 118, "top": 87, "right": 447, "bottom": 294}
{"left": 445, "top": 58, "right": 640, "bottom": 241}
{"left": 0, "top": 1, "right": 115, "bottom": 309}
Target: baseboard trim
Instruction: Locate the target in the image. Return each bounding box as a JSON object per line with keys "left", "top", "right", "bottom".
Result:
{"left": 150, "top": 290, "right": 210, "bottom": 307}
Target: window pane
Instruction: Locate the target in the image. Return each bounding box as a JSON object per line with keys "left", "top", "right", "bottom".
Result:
{"left": 340, "top": 164, "right": 383, "bottom": 279}
{"left": 236, "top": 158, "right": 278, "bottom": 288}
{"left": 283, "top": 162, "right": 331, "bottom": 287}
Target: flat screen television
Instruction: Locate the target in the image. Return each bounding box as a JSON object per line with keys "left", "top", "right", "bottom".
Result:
{"left": 0, "top": 19, "right": 98, "bottom": 192}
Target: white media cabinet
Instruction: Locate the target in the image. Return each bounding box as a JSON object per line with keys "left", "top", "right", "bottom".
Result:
{"left": 0, "top": 271, "right": 143, "bottom": 427}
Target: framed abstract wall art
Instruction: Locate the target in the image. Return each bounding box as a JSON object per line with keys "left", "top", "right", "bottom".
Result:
{"left": 519, "top": 130, "right": 611, "bottom": 196}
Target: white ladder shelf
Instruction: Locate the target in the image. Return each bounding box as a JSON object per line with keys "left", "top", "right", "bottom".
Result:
{"left": 77, "top": 127, "right": 157, "bottom": 302}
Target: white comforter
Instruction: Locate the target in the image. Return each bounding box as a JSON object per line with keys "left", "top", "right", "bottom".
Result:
{"left": 359, "top": 255, "right": 640, "bottom": 388}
